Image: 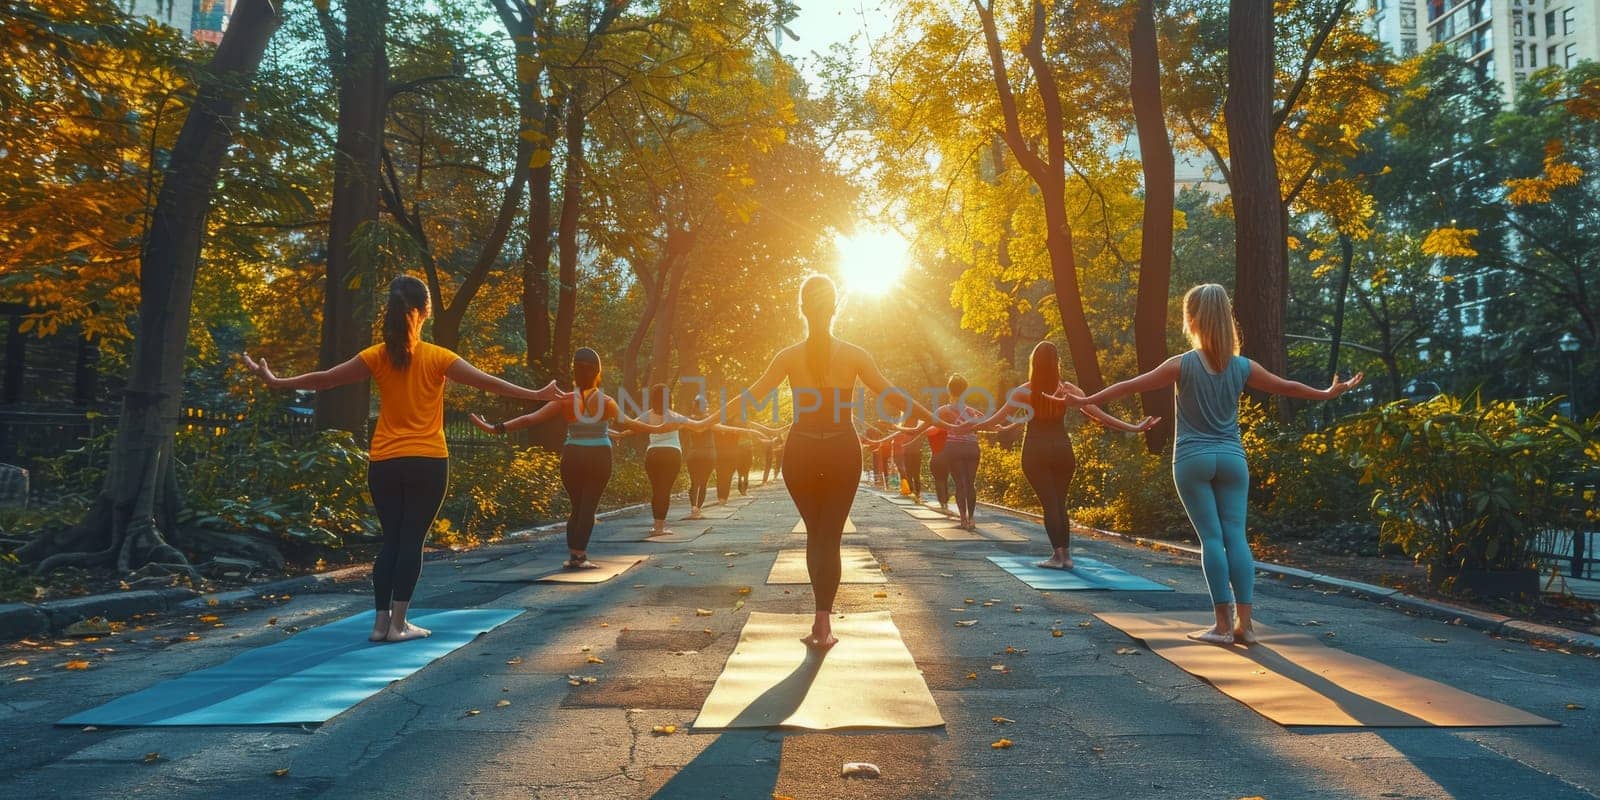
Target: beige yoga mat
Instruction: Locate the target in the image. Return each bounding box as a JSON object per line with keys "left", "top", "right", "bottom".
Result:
{"left": 902, "top": 507, "right": 950, "bottom": 521}
{"left": 692, "top": 611, "right": 944, "bottom": 730}
{"left": 923, "top": 521, "right": 1028, "bottom": 542}
{"left": 766, "top": 547, "right": 885, "bottom": 585}
{"left": 532, "top": 556, "right": 646, "bottom": 584}
{"left": 1097, "top": 612, "right": 1557, "bottom": 728}
{"left": 791, "top": 518, "right": 857, "bottom": 534}
{"left": 638, "top": 524, "right": 711, "bottom": 543}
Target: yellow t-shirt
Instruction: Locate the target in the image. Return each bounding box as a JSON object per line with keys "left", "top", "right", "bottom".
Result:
{"left": 358, "top": 340, "right": 460, "bottom": 461}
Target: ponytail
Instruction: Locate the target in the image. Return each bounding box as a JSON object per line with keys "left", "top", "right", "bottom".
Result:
{"left": 383, "top": 275, "right": 430, "bottom": 370}
{"left": 799, "top": 274, "right": 838, "bottom": 381}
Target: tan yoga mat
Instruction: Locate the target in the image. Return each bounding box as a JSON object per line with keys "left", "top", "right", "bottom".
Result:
{"left": 534, "top": 556, "right": 647, "bottom": 584}
{"left": 1097, "top": 612, "right": 1557, "bottom": 728}
{"left": 791, "top": 518, "right": 857, "bottom": 534}
{"left": 638, "top": 524, "right": 711, "bottom": 543}
{"left": 923, "top": 521, "right": 1028, "bottom": 542}
{"left": 902, "top": 506, "right": 950, "bottom": 521}
{"left": 766, "top": 546, "right": 885, "bottom": 585}
{"left": 692, "top": 611, "right": 944, "bottom": 730}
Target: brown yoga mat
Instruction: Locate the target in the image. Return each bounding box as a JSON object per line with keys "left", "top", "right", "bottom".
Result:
{"left": 1096, "top": 612, "right": 1557, "bottom": 727}
{"left": 692, "top": 611, "right": 944, "bottom": 730}
{"left": 792, "top": 518, "right": 857, "bottom": 534}
{"left": 923, "top": 521, "right": 1028, "bottom": 542}
{"left": 766, "top": 546, "right": 885, "bottom": 584}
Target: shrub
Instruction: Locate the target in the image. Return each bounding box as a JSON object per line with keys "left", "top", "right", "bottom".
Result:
{"left": 1238, "top": 398, "right": 1370, "bottom": 544}
{"left": 1336, "top": 395, "right": 1596, "bottom": 572}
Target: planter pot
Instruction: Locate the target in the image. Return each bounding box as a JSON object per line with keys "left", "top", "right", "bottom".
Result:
{"left": 1428, "top": 562, "right": 1539, "bottom": 600}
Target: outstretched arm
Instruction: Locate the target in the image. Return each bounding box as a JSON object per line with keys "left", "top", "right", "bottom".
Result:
{"left": 446, "top": 360, "right": 568, "bottom": 403}
{"left": 854, "top": 347, "right": 941, "bottom": 426}
{"left": 704, "top": 349, "right": 790, "bottom": 428}
{"left": 469, "top": 401, "right": 565, "bottom": 434}
{"left": 240, "top": 353, "right": 369, "bottom": 391}
{"left": 970, "top": 385, "right": 1032, "bottom": 429}
{"left": 1066, "top": 356, "right": 1182, "bottom": 407}
{"left": 1246, "top": 362, "right": 1363, "bottom": 400}
{"left": 1058, "top": 380, "right": 1160, "bottom": 432}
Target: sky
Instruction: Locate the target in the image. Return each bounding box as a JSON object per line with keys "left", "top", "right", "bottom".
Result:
{"left": 776, "top": 0, "right": 896, "bottom": 84}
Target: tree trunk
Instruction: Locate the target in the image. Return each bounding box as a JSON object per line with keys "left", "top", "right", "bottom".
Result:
{"left": 1130, "top": 0, "right": 1175, "bottom": 451}
{"left": 316, "top": 0, "right": 387, "bottom": 434}
{"left": 553, "top": 84, "right": 586, "bottom": 370}
{"left": 1324, "top": 232, "right": 1354, "bottom": 425}
{"left": 523, "top": 99, "right": 557, "bottom": 380}
{"left": 1225, "top": 0, "right": 1288, "bottom": 383}
{"left": 22, "top": 0, "right": 282, "bottom": 574}
{"left": 1040, "top": 201, "right": 1105, "bottom": 392}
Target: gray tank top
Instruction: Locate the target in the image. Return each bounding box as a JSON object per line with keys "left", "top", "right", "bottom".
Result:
{"left": 1174, "top": 350, "right": 1251, "bottom": 464}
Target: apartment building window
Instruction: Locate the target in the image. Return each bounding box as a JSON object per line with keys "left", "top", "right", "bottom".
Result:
{"left": 1549, "top": 45, "right": 1558, "bottom": 66}
{"left": 1402, "top": 6, "right": 1416, "bottom": 31}
{"left": 1546, "top": 10, "right": 1556, "bottom": 36}
{"left": 1516, "top": 48, "right": 1525, "bottom": 67}
{"left": 1403, "top": 37, "right": 1418, "bottom": 55}
{"left": 1563, "top": 7, "right": 1575, "bottom": 35}
{"left": 1567, "top": 44, "right": 1578, "bottom": 67}
{"left": 1531, "top": 44, "right": 1538, "bottom": 66}
{"left": 1514, "top": 14, "right": 1523, "bottom": 35}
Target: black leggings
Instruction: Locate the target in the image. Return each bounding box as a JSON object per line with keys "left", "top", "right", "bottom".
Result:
{"left": 687, "top": 451, "right": 714, "bottom": 508}
{"left": 929, "top": 449, "right": 950, "bottom": 507}
{"left": 645, "top": 447, "right": 681, "bottom": 521}
{"left": 561, "top": 444, "right": 612, "bottom": 553}
{"left": 735, "top": 443, "right": 753, "bottom": 494}
{"left": 899, "top": 446, "right": 923, "bottom": 498}
{"left": 368, "top": 457, "right": 449, "bottom": 611}
{"left": 715, "top": 448, "right": 739, "bottom": 503}
{"left": 945, "top": 439, "right": 980, "bottom": 519}
{"left": 1021, "top": 431, "right": 1076, "bottom": 549}
{"left": 782, "top": 430, "right": 860, "bottom": 613}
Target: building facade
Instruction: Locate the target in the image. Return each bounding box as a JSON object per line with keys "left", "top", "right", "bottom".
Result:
{"left": 1367, "top": 0, "right": 1600, "bottom": 106}
{"left": 122, "top": 0, "right": 232, "bottom": 45}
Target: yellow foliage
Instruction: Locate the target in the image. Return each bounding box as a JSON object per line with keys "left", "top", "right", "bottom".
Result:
{"left": 1419, "top": 227, "right": 1479, "bottom": 258}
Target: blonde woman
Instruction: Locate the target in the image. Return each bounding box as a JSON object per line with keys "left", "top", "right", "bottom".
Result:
{"left": 1066, "top": 284, "right": 1361, "bottom": 645}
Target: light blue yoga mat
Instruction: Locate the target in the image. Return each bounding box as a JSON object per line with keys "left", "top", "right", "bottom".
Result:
{"left": 59, "top": 608, "right": 522, "bottom": 727}
{"left": 987, "top": 555, "right": 1172, "bottom": 591}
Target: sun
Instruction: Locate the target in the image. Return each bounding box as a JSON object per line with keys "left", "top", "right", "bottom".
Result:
{"left": 835, "top": 228, "right": 910, "bottom": 297}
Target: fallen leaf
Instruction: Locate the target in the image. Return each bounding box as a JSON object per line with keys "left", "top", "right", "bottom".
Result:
{"left": 1566, "top": 703, "right": 1585, "bottom": 711}
{"left": 580, "top": 645, "right": 591, "bottom": 652}
{"left": 198, "top": 615, "right": 220, "bottom": 624}
{"left": 506, "top": 657, "right": 523, "bottom": 665}
{"left": 495, "top": 700, "right": 511, "bottom": 708}
{"left": 964, "top": 598, "right": 974, "bottom": 605}
{"left": 733, "top": 600, "right": 745, "bottom": 611}
{"left": 465, "top": 709, "right": 481, "bottom": 716}
{"left": 841, "top": 761, "right": 881, "bottom": 778}
{"left": 1426, "top": 637, "right": 1448, "bottom": 643}
{"left": 206, "top": 599, "right": 220, "bottom": 607}
{"left": 587, "top": 655, "right": 604, "bottom": 664}
{"left": 1114, "top": 648, "right": 1139, "bottom": 656}
{"left": 1077, "top": 621, "right": 1091, "bottom": 628}
{"left": 266, "top": 617, "right": 278, "bottom": 626}
{"left": 1051, "top": 629, "right": 1063, "bottom": 638}
{"left": 992, "top": 716, "right": 1014, "bottom": 724}
{"left": 990, "top": 664, "right": 1007, "bottom": 671}
{"left": 143, "top": 752, "right": 161, "bottom": 763}
{"left": 2, "top": 659, "right": 29, "bottom": 668}
{"left": 63, "top": 660, "right": 91, "bottom": 670}
{"left": 737, "top": 586, "right": 751, "bottom": 595}
{"left": 568, "top": 679, "right": 582, "bottom": 686}
{"left": 954, "top": 619, "right": 978, "bottom": 628}
{"left": 1012, "top": 606, "right": 1023, "bottom": 612}
{"left": 81, "top": 726, "right": 98, "bottom": 732}
{"left": 1004, "top": 646, "right": 1018, "bottom": 654}
{"left": 965, "top": 672, "right": 978, "bottom": 680}
{"left": 990, "top": 738, "right": 1013, "bottom": 749}
{"left": 652, "top": 724, "right": 677, "bottom": 735}
{"left": 695, "top": 608, "right": 714, "bottom": 617}
{"left": 271, "top": 768, "right": 289, "bottom": 778}
{"left": 872, "top": 591, "right": 888, "bottom": 598}
{"left": 599, "top": 622, "right": 609, "bottom": 628}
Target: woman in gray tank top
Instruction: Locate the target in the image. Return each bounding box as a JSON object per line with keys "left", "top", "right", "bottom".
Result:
{"left": 1067, "top": 285, "right": 1361, "bottom": 646}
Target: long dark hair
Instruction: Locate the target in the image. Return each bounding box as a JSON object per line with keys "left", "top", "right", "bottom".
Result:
{"left": 799, "top": 274, "right": 837, "bottom": 382}
{"left": 383, "top": 276, "right": 430, "bottom": 370}
{"left": 573, "top": 348, "right": 603, "bottom": 417}
{"left": 1027, "top": 341, "right": 1065, "bottom": 417}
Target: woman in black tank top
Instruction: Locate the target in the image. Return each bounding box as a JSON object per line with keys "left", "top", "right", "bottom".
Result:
{"left": 690, "top": 275, "right": 968, "bottom": 648}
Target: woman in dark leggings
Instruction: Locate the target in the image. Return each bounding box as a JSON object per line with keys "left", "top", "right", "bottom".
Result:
{"left": 696, "top": 275, "right": 956, "bottom": 647}
{"left": 637, "top": 382, "right": 691, "bottom": 537}
{"left": 936, "top": 375, "right": 988, "bottom": 530}
{"left": 713, "top": 428, "right": 741, "bottom": 504}
{"left": 684, "top": 398, "right": 716, "bottom": 518}
{"left": 471, "top": 348, "right": 670, "bottom": 568}
{"left": 974, "top": 341, "right": 1156, "bottom": 568}
{"left": 735, "top": 431, "right": 755, "bottom": 495}
{"left": 241, "top": 275, "right": 564, "bottom": 642}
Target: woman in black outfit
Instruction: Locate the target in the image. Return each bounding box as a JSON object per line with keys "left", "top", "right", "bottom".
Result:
{"left": 973, "top": 341, "right": 1156, "bottom": 569}
{"left": 696, "top": 275, "right": 959, "bottom": 647}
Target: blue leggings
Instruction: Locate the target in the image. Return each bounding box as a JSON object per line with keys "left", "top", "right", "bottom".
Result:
{"left": 1173, "top": 453, "right": 1253, "bottom": 605}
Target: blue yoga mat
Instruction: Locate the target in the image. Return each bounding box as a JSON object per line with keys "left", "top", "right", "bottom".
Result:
{"left": 59, "top": 608, "right": 522, "bottom": 727}
{"left": 987, "top": 555, "right": 1172, "bottom": 591}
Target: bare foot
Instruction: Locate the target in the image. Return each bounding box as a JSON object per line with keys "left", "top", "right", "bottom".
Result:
{"left": 1035, "top": 556, "right": 1074, "bottom": 571}
{"left": 564, "top": 557, "right": 601, "bottom": 569}
{"left": 648, "top": 528, "right": 675, "bottom": 538}
{"left": 369, "top": 613, "right": 391, "bottom": 642}
{"left": 385, "top": 622, "right": 431, "bottom": 642}
{"left": 1185, "top": 628, "right": 1233, "bottom": 645}
{"left": 1232, "top": 627, "right": 1258, "bottom": 646}
{"left": 800, "top": 631, "right": 838, "bottom": 649}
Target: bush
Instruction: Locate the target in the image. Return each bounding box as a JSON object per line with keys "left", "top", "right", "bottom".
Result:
{"left": 1336, "top": 394, "right": 1596, "bottom": 572}
{"left": 435, "top": 444, "right": 563, "bottom": 547}
{"left": 1238, "top": 398, "right": 1372, "bottom": 545}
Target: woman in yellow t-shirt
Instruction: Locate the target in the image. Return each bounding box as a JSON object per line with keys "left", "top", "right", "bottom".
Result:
{"left": 241, "top": 275, "right": 565, "bottom": 643}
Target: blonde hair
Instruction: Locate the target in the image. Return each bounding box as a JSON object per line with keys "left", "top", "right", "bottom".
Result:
{"left": 1183, "top": 284, "right": 1239, "bottom": 372}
